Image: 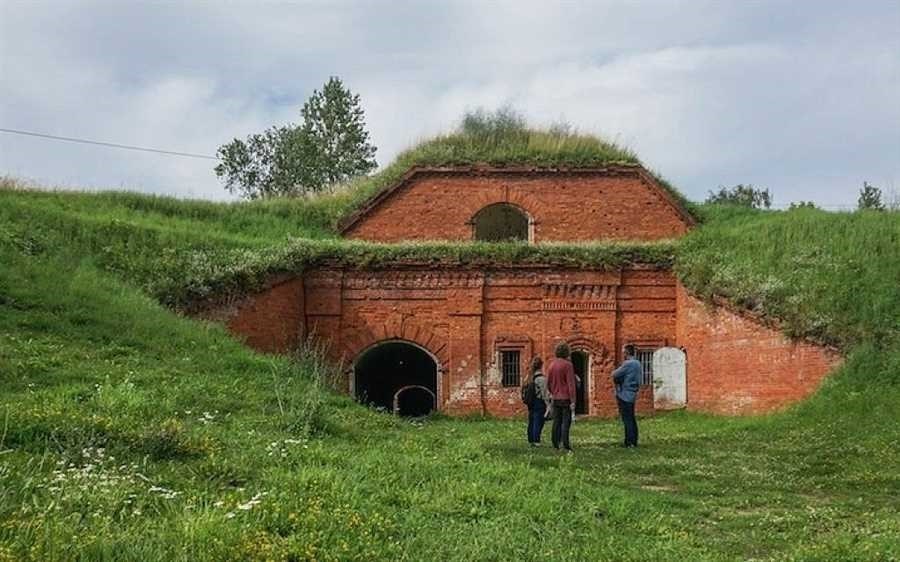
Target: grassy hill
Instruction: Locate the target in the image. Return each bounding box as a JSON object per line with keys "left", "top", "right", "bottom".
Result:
{"left": 1, "top": 179, "right": 898, "bottom": 560}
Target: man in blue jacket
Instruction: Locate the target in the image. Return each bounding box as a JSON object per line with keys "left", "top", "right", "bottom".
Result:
{"left": 612, "top": 344, "right": 642, "bottom": 448}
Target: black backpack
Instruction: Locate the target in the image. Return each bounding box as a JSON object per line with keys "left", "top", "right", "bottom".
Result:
{"left": 521, "top": 376, "right": 539, "bottom": 405}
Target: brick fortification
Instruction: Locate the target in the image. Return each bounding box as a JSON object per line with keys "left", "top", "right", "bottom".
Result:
{"left": 212, "top": 271, "right": 839, "bottom": 417}
{"left": 204, "top": 167, "right": 839, "bottom": 417}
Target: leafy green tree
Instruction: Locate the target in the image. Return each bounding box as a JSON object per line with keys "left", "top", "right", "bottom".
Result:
{"left": 705, "top": 184, "right": 772, "bottom": 209}
{"left": 857, "top": 182, "right": 885, "bottom": 211}
{"left": 788, "top": 201, "right": 818, "bottom": 210}
{"left": 215, "top": 77, "right": 377, "bottom": 199}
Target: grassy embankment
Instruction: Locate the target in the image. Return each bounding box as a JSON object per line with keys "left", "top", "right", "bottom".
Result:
{"left": 1, "top": 183, "right": 897, "bottom": 561}
{"left": 1, "top": 113, "right": 898, "bottom": 561}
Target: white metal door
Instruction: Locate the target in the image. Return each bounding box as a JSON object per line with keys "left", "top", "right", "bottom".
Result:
{"left": 652, "top": 347, "right": 686, "bottom": 409}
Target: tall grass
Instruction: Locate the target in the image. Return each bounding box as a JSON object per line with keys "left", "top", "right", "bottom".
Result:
{"left": 678, "top": 205, "right": 900, "bottom": 351}
{"left": 2, "top": 183, "right": 899, "bottom": 559}
{"left": 331, "top": 109, "right": 698, "bottom": 222}
{"left": 1, "top": 186, "right": 677, "bottom": 310}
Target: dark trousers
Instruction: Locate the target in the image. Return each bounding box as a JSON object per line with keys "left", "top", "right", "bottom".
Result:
{"left": 551, "top": 399, "right": 573, "bottom": 450}
{"left": 617, "top": 397, "right": 638, "bottom": 447}
{"left": 527, "top": 400, "right": 547, "bottom": 443}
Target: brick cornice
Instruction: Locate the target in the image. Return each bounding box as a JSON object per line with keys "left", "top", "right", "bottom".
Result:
{"left": 337, "top": 165, "right": 697, "bottom": 235}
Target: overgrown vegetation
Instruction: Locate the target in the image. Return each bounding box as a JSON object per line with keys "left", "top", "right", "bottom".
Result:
{"left": 2, "top": 166, "right": 899, "bottom": 559}
{"left": 705, "top": 184, "right": 772, "bottom": 209}
{"left": 0, "top": 180, "right": 675, "bottom": 310}
{"left": 677, "top": 205, "right": 900, "bottom": 351}
{"left": 857, "top": 181, "right": 886, "bottom": 211}
{"left": 329, "top": 108, "right": 699, "bottom": 222}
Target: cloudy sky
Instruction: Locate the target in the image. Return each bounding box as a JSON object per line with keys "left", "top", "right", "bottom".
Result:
{"left": 1, "top": 1, "right": 898, "bottom": 207}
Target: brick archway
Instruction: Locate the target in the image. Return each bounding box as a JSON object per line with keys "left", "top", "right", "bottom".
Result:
{"left": 469, "top": 189, "right": 542, "bottom": 217}
{"left": 564, "top": 336, "right": 614, "bottom": 416}
{"left": 340, "top": 317, "right": 448, "bottom": 368}
{"left": 565, "top": 336, "right": 612, "bottom": 365}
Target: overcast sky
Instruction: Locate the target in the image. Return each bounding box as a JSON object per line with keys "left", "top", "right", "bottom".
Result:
{"left": 1, "top": 1, "right": 898, "bottom": 207}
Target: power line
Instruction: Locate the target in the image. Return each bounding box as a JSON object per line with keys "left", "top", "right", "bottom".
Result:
{"left": 0, "top": 127, "right": 219, "bottom": 160}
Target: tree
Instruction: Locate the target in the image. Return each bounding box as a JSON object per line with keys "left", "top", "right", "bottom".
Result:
{"left": 705, "top": 184, "right": 772, "bottom": 209}
{"left": 215, "top": 77, "right": 377, "bottom": 199}
{"left": 857, "top": 182, "right": 885, "bottom": 211}
{"left": 788, "top": 201, "right": 818, "bottom": 210}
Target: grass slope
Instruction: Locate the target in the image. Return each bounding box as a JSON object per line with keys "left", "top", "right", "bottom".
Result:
{"left": 1, "top": 182, "right": 675, "bottom": 310}
{"left": 1, "top": 188, "right": 898, "bottom": 561}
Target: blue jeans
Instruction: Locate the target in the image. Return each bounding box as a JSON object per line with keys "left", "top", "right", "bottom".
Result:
{"left": 617, "top": 397, "right": 638, "bottom": 447}
{"left": 527, "top": 400, "right": 547, "bottom": 443}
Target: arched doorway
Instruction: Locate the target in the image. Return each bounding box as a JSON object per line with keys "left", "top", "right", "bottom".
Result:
{"left": 393, "top": 385, "right": 436, "bottom": 417}
{"left": 353, "top": 341, "right": 438, "bottom": 416}
{"left": 472, "top": 203, "right": 530, "bottom": 242}
{"left": 572, "top": 350, "right": 590, "bottom": 415}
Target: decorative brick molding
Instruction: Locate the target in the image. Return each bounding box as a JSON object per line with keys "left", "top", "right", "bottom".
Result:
{"left": 543, "top": 283, "right": 618, "bottom": 311}
{"left": 344, "top": 271, "right": 484, "bottom": 289}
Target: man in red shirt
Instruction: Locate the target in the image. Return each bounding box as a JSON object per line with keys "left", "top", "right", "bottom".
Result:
{"left": 546, "top": 342, "right": 577, "bottom": 452}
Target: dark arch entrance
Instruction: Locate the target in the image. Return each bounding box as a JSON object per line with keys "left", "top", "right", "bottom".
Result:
{"left": 393, "top": 385, "right": 436, "bottom": 417}
{"left": 472, "top": 203, "right": 530, "bottom": 242}
{"left": 354, "top": 341, "right": 438, "bottom": 416}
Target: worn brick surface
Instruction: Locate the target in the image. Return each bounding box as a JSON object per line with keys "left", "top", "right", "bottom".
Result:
{"left": 343, "top": 170, "right": 692, "bottom": 242}
{"left": 205, "top": 168, "right": 839, "bottom": 419}
{"left": 675, "top": 283, "right": 841, "bottom": 414}
{"left": 224, "top": 277, "right": 305, "bottom": 354}
{"left": 218, "top": 267, "right": 679, "bottom": 418}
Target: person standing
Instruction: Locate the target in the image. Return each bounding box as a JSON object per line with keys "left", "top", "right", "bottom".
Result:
{"left": 524, "top": 357, "right": 552, "bottom": 446}
{"left": 547, "top": 342, "right": 577, "bottom": 452}
{"left": 612, "top": 344, "right": 642, "bottom": 448}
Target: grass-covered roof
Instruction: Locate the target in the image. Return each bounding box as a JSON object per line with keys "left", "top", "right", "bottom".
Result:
{"left": 316, "top": 109, "right": 699, "bottom": 229}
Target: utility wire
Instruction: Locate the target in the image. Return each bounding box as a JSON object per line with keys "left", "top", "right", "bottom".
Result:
{"left": 0, "top": 127, "right": 219, "bottom": 160}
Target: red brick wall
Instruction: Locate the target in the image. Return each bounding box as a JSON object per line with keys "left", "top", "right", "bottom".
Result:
{"left": 212, "top": 266, "right": 678, "bottom": 418}
{"left": 344, "top": 170, "right": 691, "bottom": 242}
{"left": 223, "top": 277, "right": 305, "bottom": 354}
{"left": 208, "top": 270, "right": 841, "bottom": 419}
{"left": 675, "top": 283, "right": 841, "bottom": 414}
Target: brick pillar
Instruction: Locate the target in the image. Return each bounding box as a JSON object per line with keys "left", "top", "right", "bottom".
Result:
{"left": 445, "top": 276, "right": 484, "bottom": 415}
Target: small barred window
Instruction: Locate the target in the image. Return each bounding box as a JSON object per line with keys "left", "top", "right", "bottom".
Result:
{"left": 636, "top": 348, "right": 656, "bottom": 385}
{"left": 500, "top": 350, "right": 521, "bottom": 387}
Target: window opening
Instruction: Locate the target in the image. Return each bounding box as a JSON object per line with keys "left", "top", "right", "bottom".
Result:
{"left": 500, "top": 350, "right": 521, "bottom": 387}
{"left": 473, "top": 203, "right": 529, "bottom": 242}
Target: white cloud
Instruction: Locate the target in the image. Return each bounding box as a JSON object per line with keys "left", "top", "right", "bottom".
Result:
{"left": 1, "top": 1, "right": 898, "bottom": 207}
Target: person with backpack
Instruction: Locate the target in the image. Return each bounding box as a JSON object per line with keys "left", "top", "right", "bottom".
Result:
{"left": 522, "top": 357, "right": 551, "bottom": 446}
{"left": 612, "top": 344, "right": 642, "bottom": 448}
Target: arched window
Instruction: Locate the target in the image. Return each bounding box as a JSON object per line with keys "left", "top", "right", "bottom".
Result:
{"left": 472, "top": 203, "right": 530, "bottom": 242}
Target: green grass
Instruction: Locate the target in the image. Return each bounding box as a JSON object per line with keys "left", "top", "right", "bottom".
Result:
{"left": 1, "top": 185, "right": 899, "bottom": 560}
{"left": 677, "top": 205, "right": 900, "bottom": 351}
{"left": 1, "top": 181, "right": 676, "bottom": 310}
{"left": 329, "top": 109, "right": 698, "bottom": 224}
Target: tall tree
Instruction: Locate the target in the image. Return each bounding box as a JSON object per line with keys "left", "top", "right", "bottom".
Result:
{"left": 705, "top": 184, "right": 772, "bottom": 209}
{"left": 215, "top": 77, "right": 377, "bottom": 199}
{"left": 857, "top": 181, "right": 885, "bottom": 211}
